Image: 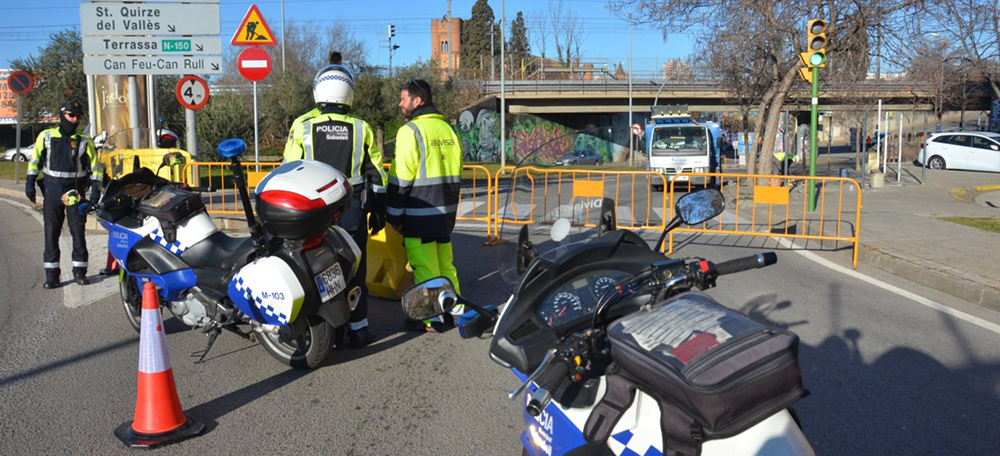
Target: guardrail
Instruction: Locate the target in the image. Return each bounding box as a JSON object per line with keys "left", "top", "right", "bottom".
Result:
{"left": 182, "top": 162, "right": 282, "bottom": 214}
{"left": 491, "top": 166, "right": 670, "bottom": 231}
{"left": 667, "top": 172, "right": 862, "bottom": 268}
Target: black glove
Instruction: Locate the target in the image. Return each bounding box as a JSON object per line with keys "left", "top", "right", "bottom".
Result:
{"left": 368, "top": 210, "right": 385, "bottom": 236}
{"left": 25, "top": 178, "right": 36, "bottom": 204}
{"left": 77, "top": 201, "right": 92, "bottom": 215}
{"left": 90, "top": 181, "right": 101, "bottom": 205}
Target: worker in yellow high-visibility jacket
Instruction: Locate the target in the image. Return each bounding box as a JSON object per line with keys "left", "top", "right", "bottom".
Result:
{"left": 388, "top": 79, "right": 464, "bottom": 332}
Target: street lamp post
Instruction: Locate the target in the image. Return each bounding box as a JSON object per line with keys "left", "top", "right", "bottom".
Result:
{"left": 628, "top": 15, "right": 634, "bottom": 167}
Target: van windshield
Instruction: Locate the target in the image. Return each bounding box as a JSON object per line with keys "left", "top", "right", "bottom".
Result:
{"left": 650, "top": 126, "right": 708, "bottom": 156}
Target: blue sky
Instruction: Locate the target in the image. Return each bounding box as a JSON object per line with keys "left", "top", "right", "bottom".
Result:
{"left": 0, "top": 0, "right": 694, "bottom": 75}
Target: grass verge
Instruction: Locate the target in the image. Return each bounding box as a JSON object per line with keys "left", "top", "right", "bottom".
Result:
{"left": 937, "top": 216, "right": 1000, "bottom": 234}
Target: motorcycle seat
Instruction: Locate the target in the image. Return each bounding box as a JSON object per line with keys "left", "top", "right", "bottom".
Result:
{"left": 180, "top": 231, "right": 255, "bottom": 272}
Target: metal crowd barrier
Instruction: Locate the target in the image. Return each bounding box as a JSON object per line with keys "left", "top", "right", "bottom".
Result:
{"left": 667, "top": 172, "right": 863, "bottom": 268}
{"left": 182, "top": 162, "right": 282, "bottom": 214}
{"left": 491, "top": 166, "right": 671, "bottom": 231}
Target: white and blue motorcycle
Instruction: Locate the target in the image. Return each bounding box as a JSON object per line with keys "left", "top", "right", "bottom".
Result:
{"left": 95, "top": 139, "right": 362, "bottom": 368}
{"left": 400, "top": 126, "right": 815, "bottom": 456}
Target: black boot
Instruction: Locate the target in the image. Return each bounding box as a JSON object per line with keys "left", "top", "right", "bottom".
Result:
{"left": 348, "top": 327, "right": 378, "bottom": 349}
{"left": 73, "top": 268, "right": 89, "bottom": 286}
{"left": 43, "top": 269, "right": 60, "bottom": 289}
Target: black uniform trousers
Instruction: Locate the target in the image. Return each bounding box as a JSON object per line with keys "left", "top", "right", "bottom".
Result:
{"left": 42, "top": 184, "right": 88, "bottom": 276}
{"left": 337, "top": 192, "right": 369, "bottom": 329}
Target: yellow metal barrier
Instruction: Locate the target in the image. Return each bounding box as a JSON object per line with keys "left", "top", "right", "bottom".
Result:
{"left": 458, "top": 164, "right": 495, "bottom": 239}
{"left": 182, "top": 162, "right": 282, "bottom": 214}
{"left": 492, "top": 166, "right": 670, "bottom": 231}
{"left": 667, "top": 172, "right": 862, "bottom": 268}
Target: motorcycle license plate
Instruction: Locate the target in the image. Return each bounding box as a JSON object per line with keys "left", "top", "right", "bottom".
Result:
{"left": 314, "top": 262, "right": 346, "bottom": 302}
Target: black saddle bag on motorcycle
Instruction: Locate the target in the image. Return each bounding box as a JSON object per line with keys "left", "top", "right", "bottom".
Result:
{"left": 137, "top": 185, "right": 206, "bottom": 243}
{"left": 583, "top": 292, "right": 807, "bottom": 456}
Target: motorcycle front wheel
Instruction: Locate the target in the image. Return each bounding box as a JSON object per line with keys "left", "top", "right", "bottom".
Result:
{"left": 257, "top": 316, "right": 332, "bottom": 369}
{"left": 119, "top": 270, "right": 143, "bottom": 333}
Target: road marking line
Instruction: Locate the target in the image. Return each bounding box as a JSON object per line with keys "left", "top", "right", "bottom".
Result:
{"left": 0, "top": 197, "right": 115, "bottom": 309}
{"left": 775, "top": 231, "right": 1000, "bottom": 335}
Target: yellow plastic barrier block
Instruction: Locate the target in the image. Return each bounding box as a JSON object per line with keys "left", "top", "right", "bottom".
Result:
{"left": 101, "top": 148, "right": 193, "bottom": 182}
{"left": 365, "top": 224, "right": 413, "bottom": 300}
{"left": 753, "top": 185, "right": 790, "bottom": 206}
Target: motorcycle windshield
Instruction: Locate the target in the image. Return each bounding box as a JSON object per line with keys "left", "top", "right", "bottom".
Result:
{"left": 495, "top": 124, "right": 626, "bottom": 285}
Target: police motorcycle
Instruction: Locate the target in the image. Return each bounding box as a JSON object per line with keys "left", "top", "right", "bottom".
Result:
{"left": 93, "top": 138, "right": 363, "bottom": 369}
{"left": 399, "top": 131, "right": 815, "bottom": 455}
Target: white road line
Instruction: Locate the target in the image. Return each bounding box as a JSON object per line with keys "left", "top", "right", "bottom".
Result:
{"left": 712, "top": 208, "right": 1000, "bottom": 335}
{"left": 0, "top": 197, "right": 115, "bottom": 309}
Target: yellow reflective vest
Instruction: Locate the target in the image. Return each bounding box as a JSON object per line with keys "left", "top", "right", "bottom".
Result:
{"left": 284, "top": 109, "right": 387, "bottom": 192}
{"left": 387, "top": 108, "right": 463, "bottom": 239}
{"left": 28, "top": 127, "right": 102, "bottom": 191}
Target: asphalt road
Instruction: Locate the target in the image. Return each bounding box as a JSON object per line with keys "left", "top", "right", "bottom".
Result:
{"left": 1, "top": 198, "right": 999, "bottom": 455}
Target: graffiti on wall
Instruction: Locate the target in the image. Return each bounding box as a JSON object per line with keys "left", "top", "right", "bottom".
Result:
{"left": 458, "top": 109, "right": 500, "bottom": 162}
{"left": 456, "top": 108, "right": 632, "bottom": 164}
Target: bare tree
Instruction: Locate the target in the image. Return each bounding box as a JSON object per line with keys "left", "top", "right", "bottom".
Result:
{"left": 530, "top": 9, "right": 550, "bottom": 76}
{"left": 547, "top": 0, "right": 586, "bottom": 68}
{"left": 928, "top": 0, "right": 1000, "bottom": 100}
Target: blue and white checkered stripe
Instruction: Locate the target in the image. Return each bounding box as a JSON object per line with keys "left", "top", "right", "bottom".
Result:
{"left": 233, "top": 275, "right": 289, "bottom": 324}
{"left": 315, "top": 73, "right": 354, "bottom": 89}
{"left": 611, "top": 430, "right": 662, "bottom": 456}
{"left": 149, "top": 228, "right": 189, "bottom": 255}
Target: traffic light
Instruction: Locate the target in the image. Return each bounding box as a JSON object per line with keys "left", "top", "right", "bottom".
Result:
{"left": 806, "top": 19, "right": 826, "bottom": 68}
{"left": 388, "top": 24, "right": 395, "bottom": 39}
{"left": 798, "top": 18, "right": 826, "bottom": 82}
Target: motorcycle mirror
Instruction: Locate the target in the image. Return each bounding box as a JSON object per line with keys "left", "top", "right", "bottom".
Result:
{"left": 517, "top": 225, "right": 538, "bottom": 275}
{"left": 401, "top": 277, "right": 458, "bottom": 321}
{"left": 550, "top": 217, "right": 571, "bottom": 242}
{"left": 217, "top": 138, "right": 247, "bottom": 159}
{"left": 160, "top": 152, "right": 186, "bottom": 168}
{"left": 598, "top": 198, "right": 617, "bottom": 236}
{"left": 674, "top": 188, "right": 725, "bottom": 226}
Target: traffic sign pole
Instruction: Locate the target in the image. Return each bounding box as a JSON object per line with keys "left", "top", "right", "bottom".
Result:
{"left": 15, "top": 95, "right": 21, "bottom": 185}
{"left": 808, "top": 67, "right": 819, "bottom": 212}
{"left": 253, "top": 81, "right": 259, "bottom": 165}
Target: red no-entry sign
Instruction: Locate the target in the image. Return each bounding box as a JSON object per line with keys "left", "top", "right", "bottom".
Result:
{"left": 237, "top": 47, "right": 271, "bottom": 82}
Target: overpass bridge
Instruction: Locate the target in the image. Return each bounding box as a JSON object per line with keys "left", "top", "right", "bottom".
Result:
{"left": 478, "top": 79, "right": 947, "bottom": 114}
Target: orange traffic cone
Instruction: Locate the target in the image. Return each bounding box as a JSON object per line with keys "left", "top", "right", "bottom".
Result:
{"left": 114, "top": 282, "right": 204, "bottom": 449}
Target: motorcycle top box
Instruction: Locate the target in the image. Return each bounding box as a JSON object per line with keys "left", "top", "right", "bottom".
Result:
{"left": 255, "top": 160, "right": 353, "bottom": 240}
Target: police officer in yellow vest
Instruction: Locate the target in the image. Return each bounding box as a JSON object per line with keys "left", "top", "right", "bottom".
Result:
{"left": 25, "top": 101, "right": 103, "bottom": 289}
{"left": 389, "top": 79, "right": 464, "bottom": 332}
{"left": 284, "top": 64, "right": 387, "bottom": 348}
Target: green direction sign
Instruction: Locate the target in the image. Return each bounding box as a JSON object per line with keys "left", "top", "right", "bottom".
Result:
{"left": 162, "top": 39, "right": 191, "bottom": 52}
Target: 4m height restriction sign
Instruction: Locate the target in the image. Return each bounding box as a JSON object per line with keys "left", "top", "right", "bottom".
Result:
{"left": 231, "top": 5, "right": 277, "bottom": 46}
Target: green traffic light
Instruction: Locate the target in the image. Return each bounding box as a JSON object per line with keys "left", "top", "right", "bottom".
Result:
{"left": 810, "top": 52, "right": 825, "bottom": 66}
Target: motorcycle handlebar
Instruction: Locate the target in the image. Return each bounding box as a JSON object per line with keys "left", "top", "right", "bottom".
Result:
{"left": 526, "top": 359, "right": 571, "bottom": 417}
{"left": 186, "top": 186, "right": 216, "bottom": 193}
{"left": 714, "top": 252, "right": 777, "bottom": 276}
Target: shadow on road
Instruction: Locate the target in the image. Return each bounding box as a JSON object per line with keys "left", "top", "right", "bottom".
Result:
{"left": 737, "top": 292, "right": 1000, "bottom": 455}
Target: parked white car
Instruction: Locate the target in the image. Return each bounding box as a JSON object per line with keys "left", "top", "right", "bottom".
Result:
{"left": 2, "top": 147, "right": 32, "bottom": 162}
{"left": 917, "top": 132, "right": 1000, "bottom": 172}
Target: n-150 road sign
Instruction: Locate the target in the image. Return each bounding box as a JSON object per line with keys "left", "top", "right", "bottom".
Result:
{"left": 83, "top": 36, "right": 222, "bottom": 56}
{"left": 84, "top": 56, "right": 222, "bottom": 75}
{"left": 80, "top": 3, "right": 220, "bottom": 36}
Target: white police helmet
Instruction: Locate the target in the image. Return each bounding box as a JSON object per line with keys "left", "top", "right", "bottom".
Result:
{"left": 313, "top": 64, "right": 355, "bottom": 107}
